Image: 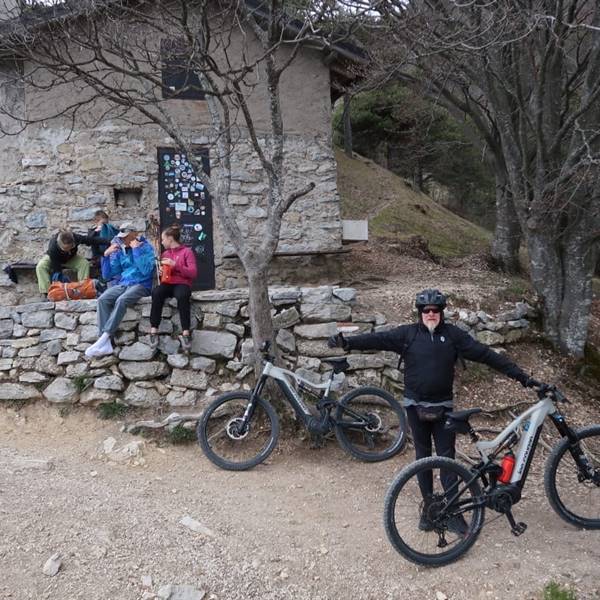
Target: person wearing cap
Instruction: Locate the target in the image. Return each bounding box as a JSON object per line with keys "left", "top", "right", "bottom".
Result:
{"left": 328, "top": 288, "right": 539, "bottom": 535}
{"left": 36, "top": 228, "right": 111, "bottom": 294}
{"left": 84, "top": 223, "right": 156, "bottom": 358}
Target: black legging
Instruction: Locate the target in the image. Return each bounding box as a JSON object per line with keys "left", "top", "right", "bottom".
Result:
{"left": 150, "top": 283, "right": 192, "bottom": 331}
{"left": 406, "top": 406, "right": 456, "bottom": 498}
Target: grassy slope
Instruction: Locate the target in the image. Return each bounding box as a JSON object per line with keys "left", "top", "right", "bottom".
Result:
{"left": 336, "top": 148, "right": 492, "bottom": 258}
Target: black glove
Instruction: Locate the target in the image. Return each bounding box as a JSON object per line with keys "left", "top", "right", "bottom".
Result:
{"left": 523, "top": 377, "right": 541, "bottom": 388}
{"left": 327, "top": 333, "right": 346, "bottom": 349}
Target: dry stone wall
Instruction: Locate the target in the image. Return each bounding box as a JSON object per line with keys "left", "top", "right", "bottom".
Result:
{"left": 0, "top": 287, "right": 536, "bottom": 407}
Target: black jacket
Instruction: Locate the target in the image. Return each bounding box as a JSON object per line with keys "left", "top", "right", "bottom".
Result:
{"left": 346, "top": 322, "right": 529, "bottom": 404}
{"left": 47, "top": 233, "right": 109, "bottom": 274}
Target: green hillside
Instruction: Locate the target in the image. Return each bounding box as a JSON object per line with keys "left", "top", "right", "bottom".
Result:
{"left": 336, "top": 149, "right": 492, "bottom": 258}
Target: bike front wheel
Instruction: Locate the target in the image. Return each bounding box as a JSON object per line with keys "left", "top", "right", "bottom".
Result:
{"left": 334, "top": 386, "right": 407, "bottom": 462}
{"left": 384, "top": 456, "right": 485, "bottom": 567}
{"left": 197, "top": 392, "right": 279, "bottom": 471}
{"left": 544, "top": 424, "right": 600, "bottom": 529}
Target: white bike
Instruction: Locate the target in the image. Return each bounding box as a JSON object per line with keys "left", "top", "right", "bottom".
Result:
{"left": 384, "top": 385, "right": 600, "bottom": 566}
{"left": 197, "top": 341, "right": 407, "bottom": 470}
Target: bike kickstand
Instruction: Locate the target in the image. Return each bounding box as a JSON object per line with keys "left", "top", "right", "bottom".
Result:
{"left": 505, "top": 510, "right": 527, "bottom": 536}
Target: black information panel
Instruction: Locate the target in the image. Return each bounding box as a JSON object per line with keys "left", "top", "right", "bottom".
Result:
{"left": 157, "top": 147, "right": 215, "bottom": 290}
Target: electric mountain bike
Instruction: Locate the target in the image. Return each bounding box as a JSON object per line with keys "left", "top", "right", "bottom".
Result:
{"left": 384, "top": 385, "right": 600, "bottom": 566}
{"left": 197, "top": 341, "right": 407, "bottom": 470}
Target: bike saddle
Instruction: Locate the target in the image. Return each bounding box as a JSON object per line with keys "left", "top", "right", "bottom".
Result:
{"left": 446, "top": 408, "right": 482, "bottom": 422}
{"left": 322, "top": 357, "right": 350, "bottom": 374}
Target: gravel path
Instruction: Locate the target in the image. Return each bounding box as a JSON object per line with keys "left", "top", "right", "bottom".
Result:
{"left": 1, "top": 405, "right": 599, "bottom": 600}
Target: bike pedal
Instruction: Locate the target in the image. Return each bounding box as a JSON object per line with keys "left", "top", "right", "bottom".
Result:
{"left": 511, "top": 522, "right": 527, "bottom": 536}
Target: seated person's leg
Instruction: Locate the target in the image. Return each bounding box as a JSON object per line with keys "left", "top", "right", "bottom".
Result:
{"left": 65, "top": 254, "right": 90, "bottom": 282}
{"left": 85, "top": 286, "right": 126, "bottom": 357}
{"left": 173, "top": 284, "right": 193, "bottom": 351}
{"left": 36, "top": 255, "right": 52, "bottom": 294}
{"left": 103, "top": 284, "right": 149, "bottom": 335}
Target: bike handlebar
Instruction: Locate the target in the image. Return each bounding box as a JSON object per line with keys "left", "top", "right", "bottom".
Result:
{"left": 537, "top": 384, "right": 569, "bottom": 403}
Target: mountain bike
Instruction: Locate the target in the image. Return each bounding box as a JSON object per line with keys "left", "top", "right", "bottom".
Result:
{"left": 384, "top": 385, "right": 600, "bottom": 566}
{"left": 197, "top": 341, "right": 407, "bottom": 470}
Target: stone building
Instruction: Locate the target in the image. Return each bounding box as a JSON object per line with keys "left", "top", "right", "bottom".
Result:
{"left": 0, "top": 0, "right": 363, "bottom": 298}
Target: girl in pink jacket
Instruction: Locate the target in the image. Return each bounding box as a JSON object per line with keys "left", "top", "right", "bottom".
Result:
{"left": 149, "top": 225, "right": 198, "bottom": 352}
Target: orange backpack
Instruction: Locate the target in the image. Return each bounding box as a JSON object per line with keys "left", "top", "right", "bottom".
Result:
{"left": 47, "top": 278, "right": 97, "bottom": 302}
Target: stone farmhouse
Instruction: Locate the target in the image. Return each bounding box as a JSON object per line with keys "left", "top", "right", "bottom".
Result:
{"left": 0, "top": 0, "right": 364, "bottom": 299}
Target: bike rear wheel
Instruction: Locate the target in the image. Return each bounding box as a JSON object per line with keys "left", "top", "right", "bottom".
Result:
{"left": 197, "top": 391, "right": 279, "bottom": 471}
{"left": 544, "top": 424, "right": 600, "bottom": 529}
{"left": 384, "top": 456, "right": 485, "bottom": 567}
{"left": 334, "top": 386, "right": 407, "bottom": 461}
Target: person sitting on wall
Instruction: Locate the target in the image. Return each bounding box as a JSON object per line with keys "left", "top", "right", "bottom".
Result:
{"left": 36, "top": 228, "right": 110, "bottom": 295}
{"left": 84, "top": 222, "right": 156, "bottom": 359}
{"left": 149, "top": 224, "right": 198, "bottom": 353}
{"left": 87, "top": 210, "right": 119, "bottom": 271}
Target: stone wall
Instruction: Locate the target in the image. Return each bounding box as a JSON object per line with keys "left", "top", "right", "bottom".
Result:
{"left": 0, "top": 287, "right": 535, "bottom": 407}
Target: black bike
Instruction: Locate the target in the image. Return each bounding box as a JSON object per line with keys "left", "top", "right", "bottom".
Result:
{"left": 384, "top": 385, "right": 600, "bottom": 566}
{"left": 197, "top": 341, "right": 407, "bottom": 470}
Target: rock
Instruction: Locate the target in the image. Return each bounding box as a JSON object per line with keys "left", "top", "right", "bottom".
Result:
{"left": 383, "top": 367, "right": 403, "bottom": 382}
{"left": 346, "top": 354, "right": 385, "bottom": 370}
{"left": 192, "top": 288, "right": 249, "bottom": 302}
{"left": 89, "top": 355, "right": 118, "bottom": 368}
{"left": 80, "top": 388, "right": 117, "bottom": 405}
{"left": 0, "top": 358, "right": 12, "bottom": 370}
{"left": 119, "top": 361, "right": 168, "bottom": 381}
{"left": 114, "top": 330, "right": 136, "bottom": 346}
{"left": 236, "top": 365, "right": 253, "bottom": 380}
{"left": 0, "top": 382, "right": 42, "bottom": 400}
{"left": 32, "top": 355, "right": 63, "bottom": 375}
{"left": 300, "top": 285, "right": 332, "bottom": 303}
{"left": 481, "top": 321, "right": 504, "bottom": 332}
{"left": 16, "top": 301, "right": 54, "bottom": 313}
{"left": 54, "top": 313, "right": 79, "bottom": 330}
{"left": 178, "top": 516, "right": 216, "bottom": 538}
{"left": 54, "top": 299, "right": 97, "bottom": 313}
{"left": 94, "top": 375, "right": 125, "bottom": 391}
{"left": 300, "top": 303, "right": 351, "bottom": 323}
{"left": 0, "top": 306, "right": 16, "bottom": 319}
{"left": 65, "top": 332, "right": 80, "bottom": 346}
{"left": 504, "top": 329, "right": 525, "bottom": 343}
{"left": 272, "top": 307, "right": 301, "bottom": 329}
{"left": 21, "top": 311, "right": 54, "bottom": 329}
{"left": 10, "top": 337, "right": 39, "bottom": 349}
{"left": 269, "top": 287, "right": 302, "bottom": 306}
{"left": 158, "top": 584, "right": 206, "bottom": 600}
{"left": 191, "top": 330, "right": 237, "bottom": 358}
{"left": 167, "top": 354, "right": 189, "bottom": 368}
{"left": 506, "top": 319, "right": 529, "bottom": 329}
{"left": 189, "top": 356, "right": 216, "bottom": 373}
{"left": 102, "top": 438, "right": 145, "bottom": 464}
{"left": 332, "top": 287, "right": 356, "bottom": 302}
{"left": 66, "top": 362, "right": 88, "bottom": 377}
{"left": 296, "top": 339, "right": 344, "bottom": 358}
{"left": 124, "top": 382, "right": 161, "bottom": 407}
{"left": 276, "top": 329, "right": 296, "bottom": 353}
{"left": 12, "top": 323, "right": 26, "bottom": 338}
{"left": 57, "top": 351, "right": 81, "bottom": 365}
{"left": 0, "top": 319, "right": 13, "bottom": 338}
{"left": 80, "top": 325, "right": 100, "bottom": 343}
{"left": 166, "top": 389, "right": 198, "bottom": 406}
{"left": 18, "top": 345, "right": 43, "bottom": 358}
{"left": 46, "top": 340, "right": 63, "bottom": 356}
{"left": 170, "top": 369, "right": 208, "bottom": 390}
{"left": 158, "top": 336, "right": 181, "bottom": 356}
{"left": 43, "top": 378, "right": 79, "bottom": 403}
{"left": 42, "top": 553, "right": 62, "bottom": 577}
{"left": 202, "top": 312, "right": 222, "bottom": 329}
{"left": 458, "top": 310, "right": 479, "bottom": 326}
{"left": 240, "top": 339, "right": 255, "bottom": 364}
{"left": 475, "top": 330, "right": 504, "bottom": 346}
{"left": 40, "top": 329, "right": 67, "bottom": 342}
{"left": 141, "top": 575, "right": 153, "bottom": 588}
{"left": 496, "top": 309, "right": 522, "bottom": 322}
{"left": 19, "top": 371, "right": 49, "bottom": 384}
{"left": 476, "top": 310, "right": 491, "bottom": 323}
{"left": 297, "top": 356, "right": 321, "bottom": 370}
{"left": 118, "top": 342, "right": 155, "bottom": 361}
{"left": 435, "top": 592, "right": 448, "bottom": 600}
{"left": 294, "top": 322, "right": 337, "bottom": 339}
{"left": 225, "top": 323, "right": 245, "bottom": 337}
{"left": 226, "top": 360, "right": 244, "bottom": 372}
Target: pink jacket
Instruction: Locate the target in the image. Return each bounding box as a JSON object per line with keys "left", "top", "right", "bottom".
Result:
{"left": 162, "top": 245, "right": 197, "bottom": 287}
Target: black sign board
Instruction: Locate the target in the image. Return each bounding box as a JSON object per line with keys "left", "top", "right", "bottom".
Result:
{"left": 157, "top": 147, "right": 215, "bottom": 290}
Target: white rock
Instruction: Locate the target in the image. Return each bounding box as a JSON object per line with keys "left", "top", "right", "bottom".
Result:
{"left": 179, "top": 516, "right": 216, "bottom": 538}
{"left": 43, "top": 378, "right": 78, "bottom": 403}
{"left": 42, "top": 553, "right": 61, "bottom": 577}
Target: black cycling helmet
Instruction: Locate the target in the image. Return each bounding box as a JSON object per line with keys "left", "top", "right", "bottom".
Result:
{"left": 415, "top": 288, "right": 447, "bottom": 310}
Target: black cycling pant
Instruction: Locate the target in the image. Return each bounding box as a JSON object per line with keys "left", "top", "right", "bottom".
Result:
{"left": 150, "top": 283, "right": 192, "bottom": 331}
{"left": 406, "top": 406, "right": 456, "bottom": 499}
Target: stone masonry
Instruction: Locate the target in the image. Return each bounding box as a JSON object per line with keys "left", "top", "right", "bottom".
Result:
{"left": 0, "top": 286, "right": 535, "bottom": 407}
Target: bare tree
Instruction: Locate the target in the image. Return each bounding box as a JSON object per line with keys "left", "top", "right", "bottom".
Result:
{"left": 0, "top": 0, "right": 354, "bottom": 354}
{"left": 358, "top": 0, "right": 600, "bottom": 357}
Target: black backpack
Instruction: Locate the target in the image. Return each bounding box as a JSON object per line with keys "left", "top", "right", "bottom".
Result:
{"left": 397, "top": 323, "right": 466, "bottom": 370}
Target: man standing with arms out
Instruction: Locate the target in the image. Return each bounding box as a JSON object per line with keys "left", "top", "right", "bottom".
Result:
{"left": 85, "top": 223, "right": 155, "bottom": 359}
{"left": 36, "top": 228, "right": 109, "bottom": 295}
{"left": 328, "top": 288, "right": 539, "bottom": 534}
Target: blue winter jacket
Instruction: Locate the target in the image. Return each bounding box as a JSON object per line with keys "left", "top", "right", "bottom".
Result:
{"left": 100, "top": 237, "right": 156, "bottom": 290}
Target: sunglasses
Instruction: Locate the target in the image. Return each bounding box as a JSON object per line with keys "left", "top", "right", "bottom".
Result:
{"left": 422, "top": 307, "right": 442, "bottom": 315}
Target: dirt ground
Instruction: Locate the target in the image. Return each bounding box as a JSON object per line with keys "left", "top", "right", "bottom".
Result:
{"left": 1, "top": 250, "right": 599, "bottom": 600}
{"left": 1, "top": 399, "right": 599, "bottom": 600}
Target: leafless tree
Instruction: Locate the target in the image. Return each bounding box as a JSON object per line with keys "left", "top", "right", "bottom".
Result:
{"left": 0, "top": 0, "right": 357, "bottom": 355}
{"left": 354, "top": 0, "right": 600, "bottom": 357}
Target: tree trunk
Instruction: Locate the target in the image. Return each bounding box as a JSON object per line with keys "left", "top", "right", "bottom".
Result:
{"left": 343, "top": 92, "right": 353, "bottom": 158}
{"left": 246, "top": 263, "right": 276, "bottom": 359}
{"left": 491, "top": 176, "right": 521, "bottom": 273}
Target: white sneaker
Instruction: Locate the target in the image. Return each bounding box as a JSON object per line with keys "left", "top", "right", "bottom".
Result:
{"left": 85, "top": 338, "right": 113, "bottom": 358}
